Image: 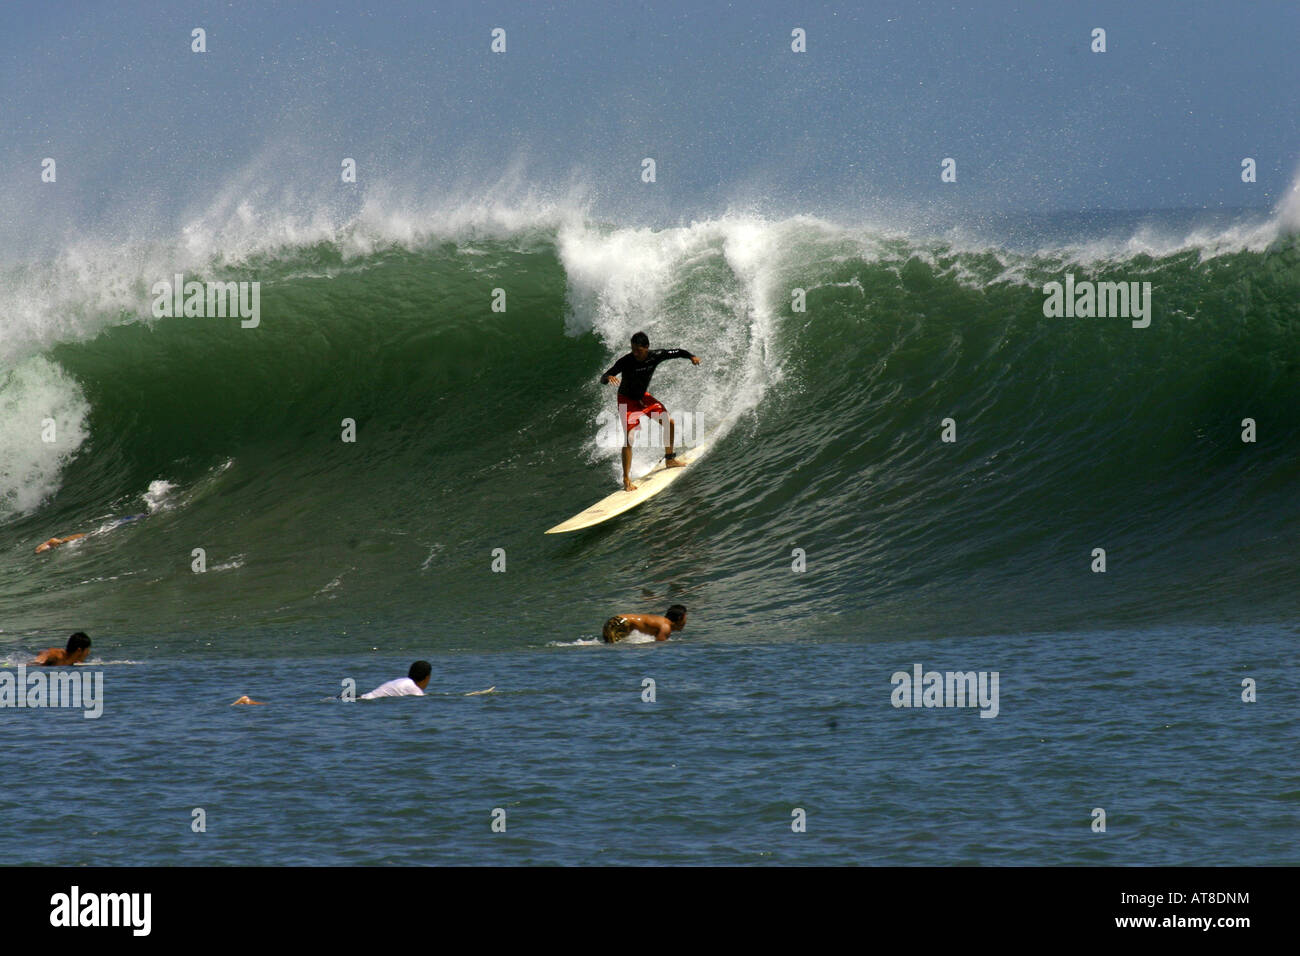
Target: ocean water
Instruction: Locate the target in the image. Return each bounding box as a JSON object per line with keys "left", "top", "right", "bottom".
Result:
{"left": 2, "top": 205, "right": 1298, "bottom": 864}
{"left": 6, "top": 623, "right": 1297, "bottom": 865}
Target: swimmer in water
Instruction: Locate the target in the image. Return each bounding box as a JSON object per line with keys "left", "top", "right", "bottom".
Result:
{"left": 36, "top": 514, "right": 146, "bottom": 553}
{"left": 600, "top": 605, "right": 688, "bottom": 643}
{"left": 31, "top": 632, "right": 92, "bottom": 666}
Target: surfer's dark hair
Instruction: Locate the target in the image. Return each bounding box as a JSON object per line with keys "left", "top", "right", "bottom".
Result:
{"left": 66, "top": 632, "right": 91, "bottom": 652}
{"left": 408, "top": 660, "right": 432, "bottom": 683}
{"left": 631, "top": 331, "right": 650, "bottom": 347}
{"left": 665, "top": 605, "right": 687, "bottom": 624}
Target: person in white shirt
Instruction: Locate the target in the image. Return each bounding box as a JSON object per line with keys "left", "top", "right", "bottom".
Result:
{"left": 359, "top": 660, "right": 432, "bottom": 699}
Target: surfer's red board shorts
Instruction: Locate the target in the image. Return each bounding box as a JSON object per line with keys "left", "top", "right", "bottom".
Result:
{"left": 619, "top": 393, "right": 667, "bottom": 433}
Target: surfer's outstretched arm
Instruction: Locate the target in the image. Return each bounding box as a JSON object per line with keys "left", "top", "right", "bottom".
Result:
{"left": 654, "top": 348, "right": 700, "bottom": 365}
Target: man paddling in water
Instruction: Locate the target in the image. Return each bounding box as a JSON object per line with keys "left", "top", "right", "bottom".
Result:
{"left": 36, "top": 514, "right": 145, "bottom": 553}
{"left": 233, "top": 661, "right": 431, "bottom": 705}
{"left": 601, "top": 332, "right": 700, "bottom": 491}
{"left": 601, "top": 605, "right": 688, "bottom": 643}
{"left": 30, "top": 631, "right": 92, "bottom": 666}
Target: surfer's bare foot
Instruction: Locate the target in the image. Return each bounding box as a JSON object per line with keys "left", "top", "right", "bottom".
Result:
{"left": 623, "top": 478, "right": 637, "bottom": 491}
{"left": 665, "top": 457, "right": 687, "bottom": 468}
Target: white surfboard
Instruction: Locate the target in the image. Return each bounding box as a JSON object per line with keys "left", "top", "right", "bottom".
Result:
{"left": 545, "top": 441, "right": 711, "bottom": 534}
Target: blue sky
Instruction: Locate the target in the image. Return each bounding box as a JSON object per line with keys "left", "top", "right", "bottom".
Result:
{"left": 1, "top": 0, "right": 1297, "bottom": 247}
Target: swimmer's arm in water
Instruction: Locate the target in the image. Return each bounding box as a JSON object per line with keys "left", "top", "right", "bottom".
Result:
{"left": 623, "top": 613, "right": 673, "bottom": 641}
{"left": 645, "top": 615, "right": 673, "bottom": 641}
{"left": 231, "top": 695, "right": 267, "bottom": 706}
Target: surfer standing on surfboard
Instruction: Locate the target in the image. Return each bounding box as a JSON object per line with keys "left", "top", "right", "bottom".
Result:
{"left": 601, "top": 332, "right": 700, "bottom": 491}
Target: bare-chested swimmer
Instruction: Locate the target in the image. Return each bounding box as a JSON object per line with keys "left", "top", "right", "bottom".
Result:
{"left": 30, "top": 632, "right": 92, "bottom": 666}
{"left": 601, "top": 605, "right": 687, "bottom": 643}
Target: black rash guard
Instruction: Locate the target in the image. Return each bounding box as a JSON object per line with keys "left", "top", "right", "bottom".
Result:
{"left": 602, "top": 349, "right": 694, "bottom": 399}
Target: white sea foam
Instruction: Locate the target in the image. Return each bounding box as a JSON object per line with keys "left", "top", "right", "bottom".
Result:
{"left": 143, "top": 480, "right": 177, "bottom": 512}
{"left": 557, "top": 214, "right": 813, "bottom": 481}
{"left": 0, "top": 357, "right": 91, "bottom": 521}
{"left": 3, "top": 163, "right": 1295, "bottom": 371}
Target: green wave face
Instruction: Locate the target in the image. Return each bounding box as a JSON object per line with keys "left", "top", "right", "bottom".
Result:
{"left": 2, "top": 220, "right": 1297, "bottom": 646}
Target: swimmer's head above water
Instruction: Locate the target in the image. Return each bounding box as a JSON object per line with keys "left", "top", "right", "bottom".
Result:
{"left": 408, "top": 660, "right": 432, "bottom": 689}
{"left": 30, "top": 631, "right": 91, "bottom": 666}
